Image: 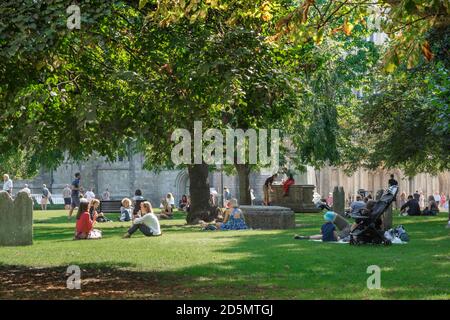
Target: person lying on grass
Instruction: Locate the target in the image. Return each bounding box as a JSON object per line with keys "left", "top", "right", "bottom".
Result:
{"left": 200, "top": 198, "right": 248, "bottom": 231}
{"left": 123, "top": 201, "right": 161, "bottom": 238}
{"left": 294, "top": 211, "right": 338, "bottom": 242}
{"left": 74, "top": 199, "right": 102, "bottom": 240}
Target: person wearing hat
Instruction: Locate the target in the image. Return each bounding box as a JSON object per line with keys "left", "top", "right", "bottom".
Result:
{"left": 294, "top": 211, "right": 338, "bottom": 242}
{"left": 200, "top": 198, "right": 248, "bottom": 231}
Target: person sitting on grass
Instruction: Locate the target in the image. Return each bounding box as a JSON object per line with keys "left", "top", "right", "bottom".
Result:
{"left": 74, "top": 199, "right": 102, "bottom": 240}
{"left": 123, "top": 201, "right": 161, "bottom": 238}
{"left": 400, "top": 195, "right": 421, "bottom": 216}
{"left": 89, "top": 199, "right": 110, "bottom": 222}
{"left": 159, "top": 197, "right": 173, "bottom": 219}
{"left": 200, "top": 198, "right": 248, "bottom": 231}
{"left": 422, "top": 195, "right": 439, "bottom": 216}
{"left": 294, "top": 211, "right": 338, "bottom": 242}
{"left": 120, "top": 198, "right": 133, "bottom": 222}
{"left": 178, "top": 194, "right": 189, "bottom": 211}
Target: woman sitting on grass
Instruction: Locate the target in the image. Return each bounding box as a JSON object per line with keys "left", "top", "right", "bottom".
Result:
{"left": 89, "top": 199, "right": 110, "bottom": 222}
{"left": 123, "top": 201, "right": 161, "bottom": 238}
{"left": 422, "top": 195, "right": 440, "bottom": 216}
{"left": 159, "top": 197, "right": 174, "bottom": 219}
{"left": 120, "top": 198, "right": 133, "bottom": 222}
{"left": 74, "top": 199, "right": 102, "bottom": 240}
{"left": 200, "top": 198, "right": 248, "bottom": 231}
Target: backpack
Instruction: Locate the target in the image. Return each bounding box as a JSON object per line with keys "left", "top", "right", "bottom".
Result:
{"left": 394, "top": 225, "right": 409, "bottom": 242}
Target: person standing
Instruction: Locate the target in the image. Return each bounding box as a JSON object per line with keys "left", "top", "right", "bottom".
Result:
{"left": 440, "top": 192, "right": 446, "bottom": 209}
{"left": 2, "top": 174, "right": 13, "bottom": 195}
{"left": 250, "top": 189, "right": 256, "bottom": 206}
{"left": 388, "top": 174, "right": 398, "bottom": 187}
{"left": 263, "top": 173, "right": 278, "bottom": 206}
{"left": 62, "top": 184, "right": 72, "bottom": 210}
{"left": 223, "top": 187, "right": 231, "bottom": 207}
{"left": 433, "top": 191, "right": 441, "bottom": 208}
{"left": 85, "top": 188, "right": 96, "bottom": 202}
{"left": 282, "top": 174, "right": 295, "bottom": 197}
{"left": 102, "top": 188, "right": 111, "bottom": 201}
{"left": 68, "top": 172, "right": 81, "bottom": 219}
{"left": 41, "top": 184, "right": 51, "bottom": 211}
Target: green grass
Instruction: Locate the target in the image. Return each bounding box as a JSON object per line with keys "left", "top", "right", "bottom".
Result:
{"left": 0, "top": 209, "right": 449, "bottom": 299}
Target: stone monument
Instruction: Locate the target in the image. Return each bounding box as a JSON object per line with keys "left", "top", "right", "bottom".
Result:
{"left": 376, "top": 189, "right": 393, "bottom": 231}
{"left": 271, "top": 185, "right": 320, "bottom": 213}
{"left": 0, "top": 191, "right": 33, "bottom": 246}
{"left": 240, "top": 205, "right": 295, "bottom": 229}
{"left": 332, "top": 186, "right": 345, "bottom": 216}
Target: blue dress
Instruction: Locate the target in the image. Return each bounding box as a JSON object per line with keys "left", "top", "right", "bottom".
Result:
{"left": 220, "top": 208, "right": 248, "bottom": 231}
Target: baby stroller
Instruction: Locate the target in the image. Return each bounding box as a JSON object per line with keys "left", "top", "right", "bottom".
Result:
{"left": 349, "top": 185, "right": 398, "bottom": 246}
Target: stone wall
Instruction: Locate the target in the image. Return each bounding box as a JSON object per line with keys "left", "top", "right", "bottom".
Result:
{"left": 0, "top": 191, "right": 33, "bottom": 246}
{"left": 240, "top": 205, "right": 295, "bottom": 229}
{"left": 271, "top": 185, "right": 320, "bottom": 213}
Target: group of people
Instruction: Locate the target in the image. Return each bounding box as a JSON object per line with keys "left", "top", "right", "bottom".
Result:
{"left": 400, "top": 193, "right": 442, "bottom": 216}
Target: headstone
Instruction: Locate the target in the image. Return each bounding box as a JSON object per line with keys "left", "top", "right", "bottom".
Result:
{"left": 240, "top": 205, "right": 295, "bottom": 229}
{"left": 271, "top": 185, "right": 320, "bottom": 212}
{"left": 332, "top": 186, "right": 345, "bottom": 216}
{"left": 0, "top": 191, "right": 33, "bottom": 246}
{"left": 375, "top": 189, "right": 392, "bottom": 231}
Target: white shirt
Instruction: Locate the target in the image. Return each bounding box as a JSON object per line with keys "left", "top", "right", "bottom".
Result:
{"left": 134, "top": 213, "right": 161, "bottom": 236}
{"left": 168, "top": 197, "right": 175, "bottom": 206}
{"left": 3, "top": 179, "right": 13, "bottom": 192}
{"left": 85, "top": 191, "right": 96, "bottom": 201}
{"left": 434, "top": 194, "right": 441, "bottom": 202}
{"left": 22, "top": 187, "right": 31, "bottom": 195}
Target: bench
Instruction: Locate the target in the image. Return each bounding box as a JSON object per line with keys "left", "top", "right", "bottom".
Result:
{"left": 99, "top": 200, "right": 123, "bottom": 213}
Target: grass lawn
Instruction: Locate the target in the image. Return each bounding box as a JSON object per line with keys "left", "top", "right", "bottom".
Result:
{"left": 0, "top": 209, "right": 448, "bottom": 299}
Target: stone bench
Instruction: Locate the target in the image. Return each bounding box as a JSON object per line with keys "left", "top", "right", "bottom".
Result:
{"left": 240, "top": 205, "right": 295, "bottom": 229}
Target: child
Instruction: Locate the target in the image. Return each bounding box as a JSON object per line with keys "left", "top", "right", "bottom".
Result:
{"left": 123, "top": 201, "right": 161, "bottom": 238}
{"left": 119, "top": 198, "right": 132, "bottom": 222}
{"left": 294, "top": 211, "right": 338, "bottom": 242}
{"left": 74, "top": 199, "right": 102, "bottom": 240}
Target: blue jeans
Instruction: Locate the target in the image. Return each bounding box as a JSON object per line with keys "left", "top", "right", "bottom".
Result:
{"left": 127, "top": 223, "right": 153, "bottom": 236}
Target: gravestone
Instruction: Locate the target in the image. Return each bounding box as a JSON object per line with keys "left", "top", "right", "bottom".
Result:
{"left": 376, "top": 189, "right": 393, "bottom": 231}
{"left": 240, "top": 205, "right": 295, "bottom": 229}
{"left": 332, "top": 186, "right": 345, "bottom": 216}
{"left": 271, "top": 185, "right": 320, "bottom": 213}
{"left": 0, "top": 191, "right": 33, "bottom": 246}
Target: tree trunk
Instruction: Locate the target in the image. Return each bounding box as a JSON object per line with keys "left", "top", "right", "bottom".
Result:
{"left": 236, "top": 163, "right": 251, "bottom": 205}
{"left": 187, "top": 163, "right": 211, "bottom": 224}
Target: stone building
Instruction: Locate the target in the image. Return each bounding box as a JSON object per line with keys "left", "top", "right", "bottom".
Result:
{"left": 9, "top": 153, "right": 450, "bottom": 207}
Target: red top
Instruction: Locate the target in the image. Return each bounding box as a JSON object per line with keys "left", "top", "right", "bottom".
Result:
{"left": 76, "top": 212, "right": 95, "bottom": 236}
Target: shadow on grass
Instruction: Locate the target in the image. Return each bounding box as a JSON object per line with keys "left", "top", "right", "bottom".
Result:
{"left": 3, "top": 212, "right": 449, "bottom": 299}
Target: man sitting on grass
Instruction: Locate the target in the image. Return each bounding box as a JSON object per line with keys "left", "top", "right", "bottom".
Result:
{"left": 294, "top": 211, "right": 338, "bottom": 242}
{"left": 400, "top": 195, "right": 421, "bottom": 216}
